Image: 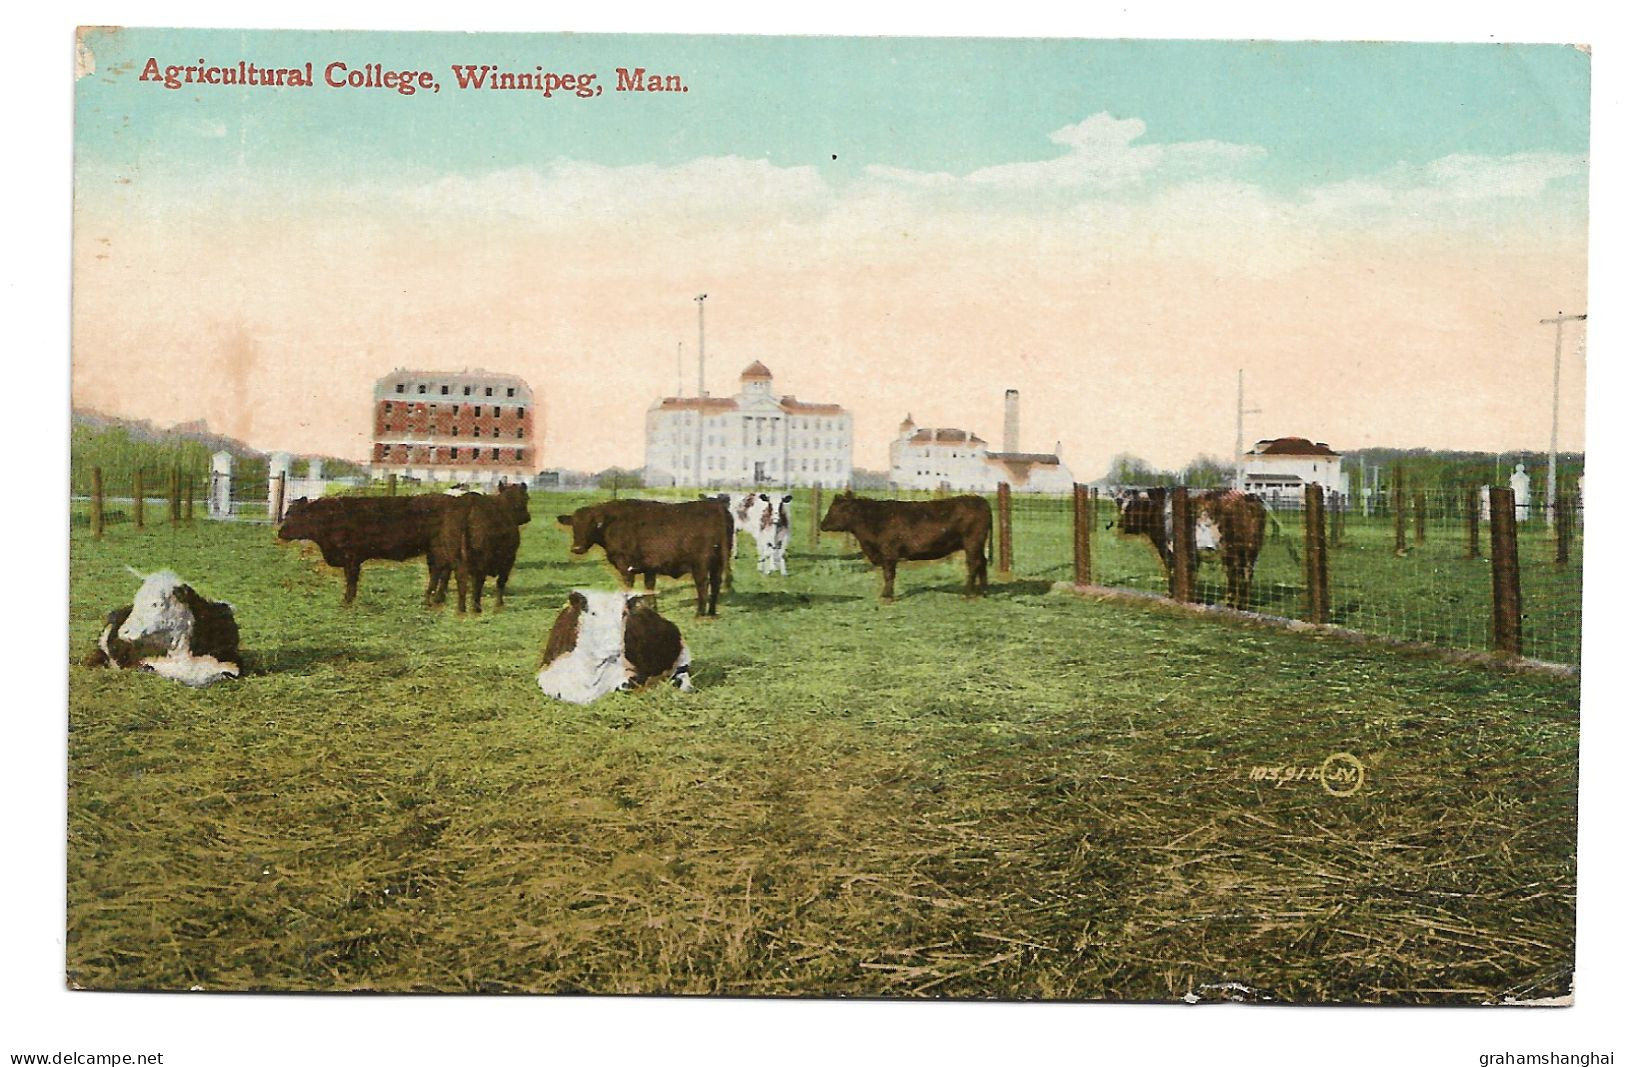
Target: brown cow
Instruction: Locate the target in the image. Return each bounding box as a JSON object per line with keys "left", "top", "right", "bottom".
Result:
{"left": 427, "top": 482, "right": 532, "bottom": 614}
{"left": 277, "top": 494, "right": 458, "bottom": 604}
{"left": 556, "top": 499, "right": 731, "bottom": 616}
{"left": 819, "top": 492, "right": 990, "bottom": 600}
{"left": 1113, "top": 488, "right": 1266, "bottom": 609}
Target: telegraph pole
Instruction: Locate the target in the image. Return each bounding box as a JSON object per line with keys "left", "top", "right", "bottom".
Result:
{"left": 676, "top": 341, "right": 684, "bottom": 397}
{"left": 695, "top": 294, "right": 709, "bottom": 397}
{"left": 1233, "top": 370, "right": 1262, "bottom": 491}
{"left": 1539, "top": 312, "right": 1586, "bottom": 527}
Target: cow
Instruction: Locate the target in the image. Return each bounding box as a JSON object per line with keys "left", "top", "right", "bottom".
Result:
{"left": 556, "top": 499, "right": 730, "bottom": 616}
{"left": 706, "top": 491, "right": 792, "bottom": 576}
{"left": 426, "top": 482, "right": 532, "bottom": 614}
{"left": 277, "top": 493, "right": 457, "bottom": 604}
{"left": 536, "top": 590, "right": 694, "bottom": 704}
{"left": 818, "top": 491, "right": 990, "bottom": 600}
{"left": 1113, "top": 488, "right": 1267, "bottom": 609}
{"left": 82, "top": 569, "right": 241, "bottom": 687}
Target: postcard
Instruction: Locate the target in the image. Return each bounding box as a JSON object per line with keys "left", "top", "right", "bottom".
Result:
{"left": 69, "top": 27, "right": 1586, "bottom": 1003}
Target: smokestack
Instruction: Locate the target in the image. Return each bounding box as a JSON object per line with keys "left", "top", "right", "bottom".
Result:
{"left": 1003, "top": 389, "right": 1020, "bottom": 454}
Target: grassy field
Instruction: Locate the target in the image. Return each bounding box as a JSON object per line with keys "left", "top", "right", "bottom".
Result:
{"left": 67, "top": 494, "right": 1578, "bottom": 1001}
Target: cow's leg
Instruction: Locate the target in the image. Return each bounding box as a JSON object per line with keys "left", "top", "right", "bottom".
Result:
{"left": 967, "top": 544, "right": 987, "bottom": 596}
{"left": 494, "top": 567, "right": 511, "bottom": 610}
{"left": 709, "top": 558, "right": 723, "bottom": 615}
{"left": 471, "top": 574, "right": 485, "bottom": 614}
{"left": 880, "top": 559, "right": 897, "bottom": 600}
{"left": 342, "top": 560, "right": 361, "bottom": 604}
{"left": 453, "top": 564, "right": 469, "bottom": 615}
{"left": 643, "top": 572, "right": 656, "bottom": 591}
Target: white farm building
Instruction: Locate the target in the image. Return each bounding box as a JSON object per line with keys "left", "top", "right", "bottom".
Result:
{"left": 888, "top": 391, "right": 1075, "bottom": 493}
{"left": 1241, "top": 437, "right": 1350, "bottom": 503}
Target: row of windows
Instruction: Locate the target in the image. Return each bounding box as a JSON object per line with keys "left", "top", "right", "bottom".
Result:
{"left": 669, "top": 433, "right": 847, "bottom": 450}
{"left": 394, "top": 382, "right": 520, "bottom": 399}
{"left": 382, "top": 402, "right": 525, "bottom": 419}
{"left": 667, "top": 412, "right": 847, "bottom": 432}
{"left": 683, "top": 455, "right": 843, "bottom": 472}
{"left": 375, "top": 445, "right": 526, "bottom": 463}
{"left": 380, "top": 424, "right": 524, "bottom": 438}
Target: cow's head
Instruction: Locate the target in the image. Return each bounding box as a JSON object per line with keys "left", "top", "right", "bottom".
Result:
{"left": 765, "top": 492, "right": 793, "bottom": 530}
{"left": 117, "top": 569, "right": 209, "bottom": 654}
{"left": 498, "top": 482, "right": 531, "bottom": 526}
{"left": 1114, "top": 489, "right": 1166, "bottom": 539}
{"left": 566, "top": 589, "right": 638, "bottom": 661}
{"left": 276, "top": 497, "right": 315, "bottom": 541}
{"left": 557, "top": 505, "right": 609, "bottom": 554}
{"left": 820, "top": 491, "right": 859, "bottom": 533}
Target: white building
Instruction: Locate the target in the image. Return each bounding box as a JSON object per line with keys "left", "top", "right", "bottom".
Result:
{"left": 1241, "top": 437, "right": 1350, "bottom": 503}
{"left": 643, "top": 362, "right": 854, "bottom": 488}
{"left": 889, "top": 395, "right": 1075, "bottom": 494}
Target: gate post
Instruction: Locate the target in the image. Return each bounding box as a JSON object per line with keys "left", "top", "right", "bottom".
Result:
{"left": 1169, "top": 487, "right": 1196, "bottom": 603}
{"left": 1489, "top": 487, "right": 1522, "bottom": 657}
{"left": 269, "top": 452, "right": 292, "bottom": 524}
{"left": 996, "top": 482, "right": 1013, "bottom": 575}
{"left": 1304, "top": 483, "right": 1329, "bottom": 624}
{"left": 209, "top": 450, "right": 233, "bottom": 518}
{"left": 1073, "top": 483, "right": 1091, "bottom": 586}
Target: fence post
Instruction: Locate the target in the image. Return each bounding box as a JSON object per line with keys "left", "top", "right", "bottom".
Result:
{"left": 1090, "top": 487, "right": 1100, "bottom": 529}
{"left": 1489, "top": 487, "right": 1522, "bottom": 657}
{"left": 1304, "top": 483, "right": 1329, "bottom": 624}
{"left": 270, "top": 473, "right": 286, "bottom": 525}
{"left": 1330, "top": 491, "right": 1345, "bottom": 548}
{"left": 996, "top": 482, "right": 1013, "bottom": 575}
{"left": 810, "top": 484, "right": 821, "bottom": 549}
{"left": 184, "top": 479, "right": 194, "bottom": 524}
{"left": 91, "top": 467, "right": 104, "bottom": 540}
{"left": 169, "top": 468, "right": 181, "bottom": 527}
{"left": 1555, "top": 489, "right": 1573, "bottom": 566}
{"left": 1412, "top": 491, "right": 1426, "bottom": 546}
{"left": 1073, "top": 483, "right": 1091, "bottom": 586}
{"left": 388, "top": 473, "right": 398, "bottom": 497}
{"left": 1169, "top": 487, "right": 1196, "bottom": 603}
{"left": 133, "top": 470, "right": 145, "bottom": 529}
{"left": 1392, "top": 468, "right": 1406, "bottom": 556}
{"left": 1464, "top": 489, "right": 1480, "bottom": 559}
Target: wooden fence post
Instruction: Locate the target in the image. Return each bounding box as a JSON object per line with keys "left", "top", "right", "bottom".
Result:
{"left": 1555, "top": 489, "right": 1573, "bottom": 566}
{"left": 996, "top": 482, "right": 1013, "bottom": 575}
{"left": 91, "top": 467, "right": 104, "bottom": 540}
{"left": 1073, "top": 483, "right": 1091, "bottom": 586}
{"left": 1464, "top": 489, "right": 1480, "bottom": 559}
{"left": 133, "top": 470, "right": 145, "bottom": 529}
{"left": 1489, "top": 487, "right": 1522, "bottom": 657}
{"left": 388, "top": 473, "right": 398, "bottom": 497}
{"left": 810, "top": 484, "right": 821, "bottom": 549}
{"left": 1391, "top": 468, "right": 1406, "bottom": 556}
{"left": 1329, "top": 491, "right": 1345, "bottom": 548}
{"left": 169, "top": 468, "right": 181, "bottom": 527}
{"left": 1169, "top": 487, "right": 1196, "bottom": 603}
{"left": 1304, "top": 483, "right": 1329, "bottom": 624}
{"left": 1413, "top": 491, "right": 1426, "bottom": 546}
{"left": 271, "top": 473, "right": 286, "bottom": 525}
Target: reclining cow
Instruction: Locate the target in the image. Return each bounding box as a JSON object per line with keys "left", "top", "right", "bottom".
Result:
{"left": 557, "top": 499, "right": 730, "bottom": 616}
{"left": 1114, "top": 488, "right": 1266, "bottom": 610}
{"left": 705, "top": 492, "right": 792, "bottom": 576}
{"left": 819, "top": 491, "right": 990, "bottom": 600}
{"left": 426, "top": 482, "right": 531, "bottom": 614}
{"left": 536, "top": 590, "right": 694, "bottom": 704}
{"left": 82, "top": 569, "right": 241, "bottom": 687}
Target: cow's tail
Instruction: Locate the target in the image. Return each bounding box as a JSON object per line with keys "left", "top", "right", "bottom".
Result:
{"left": 124, "top": 565, "right": 148, "bottom": 581}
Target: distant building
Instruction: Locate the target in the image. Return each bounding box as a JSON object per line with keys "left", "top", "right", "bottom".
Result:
{"left": 889, "top": 392, "right": 1074, "bottom": 494}
{"left": 370, "top": 369, "right": 538, "bottom": 485}
{"left": 643, "top": 362, "right": 853, "bottom": 488}
{"left": 1242, "top": 437, "right": 1349, "bottom": 502}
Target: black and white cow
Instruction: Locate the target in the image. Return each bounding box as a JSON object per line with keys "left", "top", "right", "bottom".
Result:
{"left": 706, "top": 492, "right": 792, "bottom": 576}
{"left": 536, "top": 590, "right": 694, "bottom": 704}
{"left": 82, "top": 569, "right": 241, "bottom": 687}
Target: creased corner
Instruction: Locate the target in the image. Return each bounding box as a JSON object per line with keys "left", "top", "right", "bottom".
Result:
{"left": 75, "top": 26, "right": 120, "bottom": 81}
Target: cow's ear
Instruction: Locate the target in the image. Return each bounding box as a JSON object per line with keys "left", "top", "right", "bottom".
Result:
{"left": 556, "top": 514, "right": 573, "bottom": 527}
{"left": 567, "top": 591, "right": 587, "bottom": 612}
{"left": 626, "top": 594, "right": 656, "bottom": 615}
{"left": 783, "top": 493, "right": 793, "bottom": 502}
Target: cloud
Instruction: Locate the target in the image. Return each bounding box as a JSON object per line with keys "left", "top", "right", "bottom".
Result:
{"left": 1304, "top": 152, "right": 1587, "bottom": 221}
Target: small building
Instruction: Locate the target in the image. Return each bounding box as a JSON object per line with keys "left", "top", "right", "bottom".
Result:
{"left": 643, "top": 362, "right": 853, "bottom": 488}
{"left": 370, "top": 369, "right": 539, "bottom": 486}
{"left": 889, "top": 407, "right": 1074, "bottom": 494}
{"left": 1242, "top": 437, "right": 1349, "bottom": 503}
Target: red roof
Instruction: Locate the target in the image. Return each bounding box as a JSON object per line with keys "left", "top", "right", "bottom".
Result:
{"left": 1251, "top": 437, "right": 1339, "bottom": 457}
{"left": 658, "top": 397, "right": 738, "bottom": 412}
{"left": 780, "top": 396, "right": 845, "bottom": 414}
{"left": 909, "top": 428, "right": 986, "bottom": 445}
{"left": 740, "top": 361, "right": 773, "bottom": 381}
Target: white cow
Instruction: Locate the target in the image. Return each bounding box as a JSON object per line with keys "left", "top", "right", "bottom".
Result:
{"left": 84, "top": 569, "right": 242, "bottom": 687}
{"left": 707, "top": 492, "right": 792, "bottom": 576}
{"left": 536, "top": 590, "right": 694, "bottom": 704}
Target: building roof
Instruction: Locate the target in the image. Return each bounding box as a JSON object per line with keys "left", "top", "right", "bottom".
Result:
{"left": 1245, "top": 472, "right": 1305, "bottom": 484}
{"left": 908, "top": 428, "right": 987, "bottom": 446}
{"left": 656, "top": 396, "right": 740, "bottom": 412}
{"left": 779, "top": 396, "right": 845, "bottom": 415}
{"left": 1249, "top": 436, "right": 1339, "bottom": 457}
{"left": 988, "top": 451, "right": 1063, "bottom": 466}
{"left": 740, "top": 361, "right": 773, "bottom": 381}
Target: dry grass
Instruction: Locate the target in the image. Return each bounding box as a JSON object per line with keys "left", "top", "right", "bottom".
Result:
{"left": 66, "top": 500, "right": 1577, "bottom": 1000}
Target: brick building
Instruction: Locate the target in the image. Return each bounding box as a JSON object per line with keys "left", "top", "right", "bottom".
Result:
{"left": 370, "top": 369, "right": 538, "bottom": 485}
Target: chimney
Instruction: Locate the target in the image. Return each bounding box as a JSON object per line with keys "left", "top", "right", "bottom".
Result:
{"left": 1003, "top": 389, "right": 1020, "bottom": 454}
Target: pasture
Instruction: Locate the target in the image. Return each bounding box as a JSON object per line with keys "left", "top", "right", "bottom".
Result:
{"left": 67, "top": 493, "right": 1578, "bottom": 1001}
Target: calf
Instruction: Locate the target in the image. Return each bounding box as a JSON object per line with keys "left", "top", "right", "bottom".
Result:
{"left": 706, "top": 492, "right": 792, "bottom": 576}
{"left": 1113, "top": 488, "right": 1266, "bottom": 609}
{"left": 427, "top": 482, "right": 532, "bottom": 613}
{"left": 536, "top": 590, "right": 694, "bottom": 704}
{"left": 557, "top": 499, "right": 730, "bottom": 616}
{"left": 82, "top": 569, "right": 241, "bottom": 687}
{"left": 819, "top": 492, "right": 990, "bottom": 600}
{"left": 278, "top": 494, "right": 457, "bottom": 604}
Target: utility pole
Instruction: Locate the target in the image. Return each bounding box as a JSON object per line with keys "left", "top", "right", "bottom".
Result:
{"left": 1233, "top": 369, "right": 1262, "bottom": 491}
{"left": 676, "top": 341, "right": 684, "bottom": 397}
{"left": 1539, "top": 313, "right": 1585, "bottom": 527}
{"left": 695, "top": 294, "right": 709, "bottom": 398}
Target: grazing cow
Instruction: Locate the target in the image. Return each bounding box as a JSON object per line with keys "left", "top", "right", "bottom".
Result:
{"left": 706, "top": 491, "right": 792, "bottom": 576}
{"left": 427, "top": 482, "right": 532, "bottom": 614}
{"left": 278, "top": 494, "right": 457, "bottom": 604}
{"left": 1113, "top": 488, "right": 1267, "bottom": 609}
{"left": 82, "top": 569, "right": 241, "bottom": 687}
{"left": 536, "top": 590, "right": 694, "bottom": 704}
{"left": 819, "top": 492, "right": 990, "bottom": 600}
{"left": 557, "top": 499, "right": 730, "bottom": 616}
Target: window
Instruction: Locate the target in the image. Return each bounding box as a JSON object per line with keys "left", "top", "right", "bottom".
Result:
{"left": 450, "top": 448, "right": 459, "bottom": 459}
{"left": 452, "top": 427, "right": 459, "bottom": 437}
{"left": 517, "top": 427, "right": 524, "bottom": 439}
{"left": 493, "top": 407, "right": 501, "bottom": 418}
{"left": 473, "top": 427, "right": 481, "bottom": 438}
{"left": 463, "top": 386, "right": 471, "bottom": 396}
{"left": 441, "top": 385, "right": 449, "bottom": 395}
{"left": 383, "top": 401, "right": 392, "bottom": 413}
{"left": 507, "top": 387, "right": 515, "bottom": 398}
{"left": 474, "top": 406, "right": 481, "bottom": 417}
{"left": 516, "top": 450, "right": 524, "bottom": 462}
{"left": 472, "top": 448, "right": 481, "bottom": 459}
{"left": 485, "top": 387, "right": 493, "bottom": 397}
{"left": 417, "top": 384, "right": 426, "bottom": 394}
{"left": 518, "top": 407, "right": 525, "bottom": 419}
{"left": 493, "top": 428, "right": 501, "bottom": 438}
{"left": 452, "top": 405, "right": 459, "bottom": 415}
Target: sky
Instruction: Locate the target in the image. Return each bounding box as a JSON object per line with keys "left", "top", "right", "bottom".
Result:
{"left": 71, "top": 28, "right": 1590, "bottom": 477}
